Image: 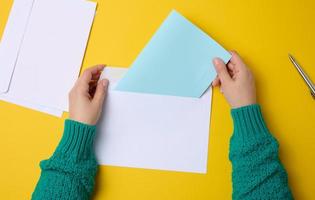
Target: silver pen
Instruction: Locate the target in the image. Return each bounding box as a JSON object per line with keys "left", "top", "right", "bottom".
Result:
{"left": 288, "top": 54, "right": 315, "bottom": 99}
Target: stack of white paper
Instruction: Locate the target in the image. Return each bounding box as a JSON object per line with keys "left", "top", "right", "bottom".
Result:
{"left": 0, "top": 0, "right": 97, "bottom": 116}
{"left": 95, "top": 67, "right": 212, "bottom": 173}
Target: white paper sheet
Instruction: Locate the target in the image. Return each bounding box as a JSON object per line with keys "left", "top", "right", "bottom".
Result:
{"left": 1, "top": 0, "right": 96, "bottom": 111}
{"left": 0, "top": 0, "right": 35, "bottom": 92}
{"left": 95, "top": 67, "right": 212, "bottom": 173}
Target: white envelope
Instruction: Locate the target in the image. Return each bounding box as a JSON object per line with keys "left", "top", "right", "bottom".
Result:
{"left": 0, "top": 0, "right": 97, "bottom": 116}
{"left": 95, "top": 67, "right": 212, "bottom": 173}
{"left": 0, "top": 94, "right": 63, "bottom": 117}
{"left": 0, "top": 0, "right": 35, "bottom": 92}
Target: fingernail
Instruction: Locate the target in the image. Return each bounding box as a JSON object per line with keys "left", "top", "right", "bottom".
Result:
{"left": 213, "top": 58, "right": 220, "bottom": 65}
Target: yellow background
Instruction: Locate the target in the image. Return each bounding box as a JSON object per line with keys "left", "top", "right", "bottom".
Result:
{"left": 0, "top": 0, "right": 314, "bottom": 199}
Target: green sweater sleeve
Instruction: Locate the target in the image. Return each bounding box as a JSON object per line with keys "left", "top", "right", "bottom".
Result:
{"left": 32, "top": 119, "right": 98, "bottom": 200}
{"left": 229, "top": 104, "right": 293, "bottom": 200}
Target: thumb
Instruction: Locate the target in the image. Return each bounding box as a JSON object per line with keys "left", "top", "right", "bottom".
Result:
{"left": 213, "top": 58, "right": 232, "bottom": 83}
{"left": 92, "top": 79, "right": 109, "bottom": 106}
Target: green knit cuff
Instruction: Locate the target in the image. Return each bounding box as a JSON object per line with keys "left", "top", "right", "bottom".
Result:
{"left": 54, "top": 119, "right": 96, "bottom": 159}
{"left": 231, "top": 104, "right": 270, "bottom": 142}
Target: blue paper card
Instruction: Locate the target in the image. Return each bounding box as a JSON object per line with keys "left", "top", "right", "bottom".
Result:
{"left": 116, "top": 10, "right": 231, "bottom": 97}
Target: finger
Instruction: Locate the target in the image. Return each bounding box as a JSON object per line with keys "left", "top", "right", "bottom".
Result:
{"left": 76, "top": 65, "right": 105, "bottom": 92}
{"left": 80, "top": 65, "right": 105, "bottom": 83}
{"left": 213, "top": 58, "right": 232, "bottom": 83}
{"left": 227, "top": 62, "right": 235, "bottom": 71}
{"left": 92, "top": 79, "right": 109, "bottom": 106}
{"left": 229, "top": 50, "right": 245, "bottom": 67}
{"left": 92, "top": 71, "right": 102, "bottom": 81}
{"left": 212, "top": 78, "right": 218, "bottom": 86}
{"left": 227, "top": 64, "right": 236, "bottom": 78}
{"left": 212, "top": 77, "right": 221, "bottom": 87}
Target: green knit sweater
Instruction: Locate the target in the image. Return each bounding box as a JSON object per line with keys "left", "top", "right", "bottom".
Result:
{"left": 31, "top": 104, "right": 293, "bottom": 199}
{"left": 230, "top": 105, "right": 293, "bottom": 199}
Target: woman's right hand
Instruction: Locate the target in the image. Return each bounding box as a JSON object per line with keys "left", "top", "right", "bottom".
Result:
{"left": 69, "top": 65, "right": 109, "bottom": 125}
{"left": 212, "top": 51, "right": 257, "bottom": 109}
